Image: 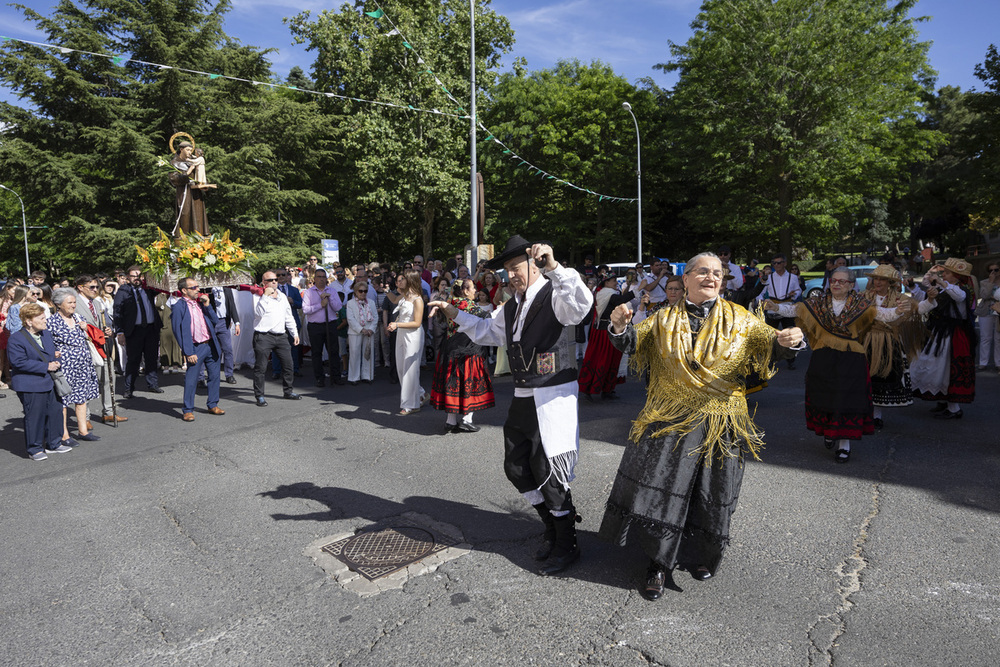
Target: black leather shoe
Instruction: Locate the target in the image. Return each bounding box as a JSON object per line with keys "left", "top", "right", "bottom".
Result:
{"left": 332, "top": 377, "right": 346, "bottom": 386}
{"left": 283, "top": 392, "right": 302, "bottom": 400}
{"left": 930, "top": 402, "right": 947, "bottom": 413}
{"left": 935, "top": 408, "right": 963, "bottom": 420}
{"left": 451, "top": 422, "right": 481, "bottom": 433}
{"left": 224, "top": 376, "right": 237, "bottom": 384}
{"left": 148, "top": 386, "right": 164, "bottom": 393}
{"left": 824, "top": 437, "right": 834, "bottom": 450}
{"left": 255, "top": 396, "right": 268, "bottom": 407}
{"left": 692, "top": 565, "right": 713, "bottom": 581}
{"left": 122, "top": 391, "right": 134, "bottom": 400}
{"left": 538, "top": 546, "right": 580, "bottom": 576}
{"left": 873, "top": 417, "right": 884, "bottom": 430}
{"left": 643, "top": 568, "right": 667, "bottom": 601}
{"left": 835, "top": 448, "right": 850, "bottom": 463}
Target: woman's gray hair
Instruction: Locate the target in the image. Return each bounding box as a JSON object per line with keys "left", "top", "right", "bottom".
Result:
{"left": 52, "top": 287, "right": 78, "bottom": 307}
{"left": 685, "top": 251, "right": 721, "bottom": 268}
{"left": 831, "top": 267, "right": 854, "bottom": 282}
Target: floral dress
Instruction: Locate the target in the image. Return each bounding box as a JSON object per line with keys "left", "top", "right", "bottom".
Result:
{"left": 47, "top": 313, "right": 100, "bottom": 407}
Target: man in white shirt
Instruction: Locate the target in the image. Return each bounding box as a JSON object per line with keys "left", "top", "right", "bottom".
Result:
{"left": 252, "top": 271, "right": 301, "bottom": 406}
{"left": 430, "top": 235, "right": 593, "bottom": 577}
{"left": 715, "top": 245, "right": 745, "bottom": 291}
{"left": 637, "top": 259, "right": 671, "bottom": 304}
{"left": 756, "top": 252, "right": 802, "bottom": 369}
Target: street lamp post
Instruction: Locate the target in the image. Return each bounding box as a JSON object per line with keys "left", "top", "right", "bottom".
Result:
{"left": 0, "top": 184, "right": 31, "bottom": 275}
{"left": 622, "top": 102, "right": 642, "bottom": 265}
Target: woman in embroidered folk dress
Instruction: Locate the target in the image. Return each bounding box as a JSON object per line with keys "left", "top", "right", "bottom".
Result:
{"left": 578, "top": 274, "right": 633, "bottom": 400}
{"left": 908, "top": 257, "right": 977, "bottom": 418}
{"left": 387, "top": 270, "right": 426, "bottom": 415}
{"left": 601, "top": 253, "right": 804, "bottom": 601}
{"left": 766, "top": 268, "right": 906, "bottom": 463}
{"left": 861, "top": 265, "right": 924, "bottom": 429}
{"left": 346, "top": 281, "right": 377, "bottom": 384}
{"left": 48, "top": 289, "right": 101, "bottom": 442}
{"left": 430, "top": 279, "right": 495, "bottom": 433}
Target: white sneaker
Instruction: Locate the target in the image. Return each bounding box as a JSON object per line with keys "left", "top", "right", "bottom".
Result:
{"left": 29, "top": 451, "right": 48, "bottom": 461}
{"left": 44, "top": 444, "right": 73, "bottom": 454}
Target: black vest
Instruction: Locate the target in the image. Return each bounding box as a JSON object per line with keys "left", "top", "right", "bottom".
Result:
{"left": 504, "top": 279, "right": 579, "bottom": 388}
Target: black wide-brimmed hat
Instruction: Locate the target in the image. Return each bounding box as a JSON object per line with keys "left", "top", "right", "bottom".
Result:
{"left": 486, "top": 234, "right": 532, "bottom": 271}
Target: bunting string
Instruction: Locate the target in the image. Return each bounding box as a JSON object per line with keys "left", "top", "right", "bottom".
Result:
{"left": 363, "top": 1, "right": 636, "bottom": 203}
{"left": 0, "top": 35, "right": 468, "bottom": 119}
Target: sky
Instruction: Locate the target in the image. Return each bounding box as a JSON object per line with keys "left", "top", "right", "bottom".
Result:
{"left": 1, "top": 0, "right": 998, "bottom": 104}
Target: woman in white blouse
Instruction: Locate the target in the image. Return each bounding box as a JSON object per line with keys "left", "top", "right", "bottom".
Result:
{"left": 346, "top": 280, "right": 377, "bottom": 384}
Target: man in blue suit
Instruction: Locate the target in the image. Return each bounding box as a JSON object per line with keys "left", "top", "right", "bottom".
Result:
{"left": 171, "top": 277, "right": 224, "bottom": 422}
{"left": 272, "top": 267, "right": 303, "bottom": 378}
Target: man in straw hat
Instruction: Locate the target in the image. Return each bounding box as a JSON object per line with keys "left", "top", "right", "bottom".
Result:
{"left": 430, "top": 236, "right": 593, "bottom": 576}
{"left": 908, "top": 257, "right": 977, "bottom": 418}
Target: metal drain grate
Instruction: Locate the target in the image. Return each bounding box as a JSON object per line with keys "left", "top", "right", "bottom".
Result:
{"left": 321, "top": 521, "right": 461, "bottom": 581}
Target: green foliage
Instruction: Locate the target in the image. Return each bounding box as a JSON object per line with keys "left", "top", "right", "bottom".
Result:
{"left": 660, "top": 0, "right": 942, "bottom": 258}
{"left": 287, "top": 0, "right": 513, "bottom": 262}
{"left": 481, "top": 59, "right": 662, "bottom": 263}
{"left": 0, "top": 0, "right": 328, "bottom": 278}
{"left": 967, "top": 44, "right": 1000, "bottom": 230}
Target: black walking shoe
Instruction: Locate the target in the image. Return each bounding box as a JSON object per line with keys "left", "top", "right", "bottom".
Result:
{"left": 532, "top": 503, "right": 556, "bottom": 561}
{"left": 934, "top": 408, "right": 963, "bottom": 420}
{"left": 643, "top": 567, "right": 667, "bottom": 601}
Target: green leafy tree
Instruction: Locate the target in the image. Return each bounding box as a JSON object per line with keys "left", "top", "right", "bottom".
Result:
{"left": 287, "top": 0, "right": 513, "bottom": 262}
{"left": 661, "top": 0, "right": 942, "bottom": 258}
{"left": 481, "top": 59, "right": 664, "bottom": 264}
{"left": 0, "top": 0, "right": 327, "bottom": 276}
{"left": 967, "top": 44, "right": 1000, "bottom": 230}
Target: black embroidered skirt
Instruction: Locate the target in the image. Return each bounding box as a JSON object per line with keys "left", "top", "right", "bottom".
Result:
{"left": 804, "top": 347, "right": 874, "bottom": 439}
{"left": 599, "top": 423, "right": 745, "bottom": 576}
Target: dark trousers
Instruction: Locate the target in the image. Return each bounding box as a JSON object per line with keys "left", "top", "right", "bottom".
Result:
{"left": 766, "top": 315, "right": 798, "bottom": 365}
{"left": 503, "top": 396, "right": 573, "bottom": 512}
{"left": 123, "top": 324, "right": 160, "bottom": 393}
{"left": 307, "top": 321, "right": 340, "bottom": 381}
{"left": 183, "top": 341, "right": 220, "bottom": 413}
{"left": 17, "top": 390, "right": 64, "bottom": 454}
{"left": 215, "top": 321, "right": 235, "bottom": 378}
{"left": 253, "top": 331, "right": 294, "bottom": 398}
{"left": 272, "top": 333, "right": 300, "bottom": 374}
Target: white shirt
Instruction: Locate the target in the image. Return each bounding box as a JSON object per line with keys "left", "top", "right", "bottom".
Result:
{"left": 725, "top": 261, "right": 744, "bottom": 290}
{"left": 759, "top": 270, "right": 801, "bottom": 302}
{"left": 254, "top": 292, "right": 298, "bottom": 336}
{"left": 454, "top": 265, "right": 593, "bottom": 398}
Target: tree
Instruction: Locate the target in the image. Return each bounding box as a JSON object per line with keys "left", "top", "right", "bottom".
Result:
{"left": 660, "top": 0, "right": 942, "bottom": 258}
{"left": 0, "top": 0, "right": 327, "bottom": 276}
{"left": 287, "top": 0, "right": 514, "bottom": 261}
{"left": 481, "top": 59, "right": 665, "bottom": 263}
{"left": 967, "top": 44, "right": 1000, "bottom": 230}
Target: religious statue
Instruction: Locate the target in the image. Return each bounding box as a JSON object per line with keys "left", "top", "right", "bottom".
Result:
{"left": 168, "top": 132, "right": 211, "bottom": 237}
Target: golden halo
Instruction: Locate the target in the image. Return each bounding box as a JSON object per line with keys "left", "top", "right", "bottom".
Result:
{"left": 168, "top": 132, "right": 196, "bottom": 154}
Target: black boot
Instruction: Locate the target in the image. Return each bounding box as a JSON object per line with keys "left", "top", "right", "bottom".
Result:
{"left": 538, "top": 512, "right": 581, "bottom": 576}
{"left": 532, "top": 503, "right": 556, "bottom": 561}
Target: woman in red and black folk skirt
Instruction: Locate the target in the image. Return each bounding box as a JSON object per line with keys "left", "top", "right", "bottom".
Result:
{"left": 766, "top": 267, "right": 907, "bottom": 463}
{"left": 430, "top": 278, "right": 495, "bottom": 433}
{"left": 578, "top": 274, "right": 635, "bottom": 401}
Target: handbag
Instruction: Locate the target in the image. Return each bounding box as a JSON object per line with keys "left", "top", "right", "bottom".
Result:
{"left": 84, "top": 322, "right": 107, "bottom": 366}
{"left": 19, "top": 329, "right": 74, "bottom": 398}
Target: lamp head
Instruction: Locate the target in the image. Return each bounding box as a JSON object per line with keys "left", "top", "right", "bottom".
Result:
{"left": 622, "top": 102, "right": 632, "bottom": 111}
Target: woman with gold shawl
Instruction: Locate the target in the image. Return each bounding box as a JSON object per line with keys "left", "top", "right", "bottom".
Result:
{"left": 600, "top": 253, "right": 803, "bottom": 602}
{"left": 765, "top": 267, "right": 908, "bottom": 463}
{"left": 862, "top": 264, "right": 923, "bottom": 429}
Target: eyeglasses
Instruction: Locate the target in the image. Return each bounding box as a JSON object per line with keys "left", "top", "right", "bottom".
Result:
{"left": 276, "top": 272, "right": 288, "bottom": 277}
{"left": 263, "top": 278, "right": 278, "bottom": 282}
{"left": 85, "top": 284, "right": 99, "bottom": 289}
{"left": 829, "top": 279, "right": 853, "bottom": 285}
{"left": 990, "top": 268, "right": 1000, "bottom": 273}
{"left": 128, "top": 273, "right": 141, "bottom": 278}
{"left": 691, "top": 268, "right": 725, "bottom": 280}
{"left": 772, "top": 260, "right": 786, "bottom": 265}
{"left": 183, "top": 284, "right": 200, "bottom": 290}
{"left": 30, "top": 291, "right": 42, "bottom": 296}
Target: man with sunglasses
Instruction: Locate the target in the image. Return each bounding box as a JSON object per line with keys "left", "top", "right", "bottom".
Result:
{"left": 172, "top": 277, "right": 224, "bottom": 422}
{"left": 251, "top": 271, "right": 301, "bottom": 406}
{"left": 74, "top": 275, "right": 126, "bottom": 424}
{"left": 271, "top": 268, "right": 303, "bottom": 379}
{"left": 757, "top": 252, "right": 801, "bottom": 369}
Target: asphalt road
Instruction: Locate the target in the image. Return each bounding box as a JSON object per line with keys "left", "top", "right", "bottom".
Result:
{"left": 1, "top": 354, "right": 998, "bottom": 666}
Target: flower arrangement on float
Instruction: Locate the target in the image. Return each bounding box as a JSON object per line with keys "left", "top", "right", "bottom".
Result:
{"left": 134, "top": 228, "right": 255, "bottom": 290}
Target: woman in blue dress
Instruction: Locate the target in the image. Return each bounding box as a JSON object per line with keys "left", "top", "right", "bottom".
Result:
{"left": 48, "top": 288, "right": 100, "bottom": 441}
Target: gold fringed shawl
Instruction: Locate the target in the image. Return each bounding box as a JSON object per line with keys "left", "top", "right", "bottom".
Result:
{"left": 862, "top": 290, "right": 926, "bottom": 377}
{"left": 628, "top": 300, "right": 777, "bottom": 463}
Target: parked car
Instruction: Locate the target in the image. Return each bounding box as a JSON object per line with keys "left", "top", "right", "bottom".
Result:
{"left": 803, "top": 264, "right": 906, "bottom": 299}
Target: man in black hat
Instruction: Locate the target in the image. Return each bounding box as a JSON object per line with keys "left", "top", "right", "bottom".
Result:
{"left": 430, "top": 236, "right": 593, "bottom": 575}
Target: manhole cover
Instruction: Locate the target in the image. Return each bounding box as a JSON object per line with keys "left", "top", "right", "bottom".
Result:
{"left": 321, "top": 521, "right": 460, "bottom": 581}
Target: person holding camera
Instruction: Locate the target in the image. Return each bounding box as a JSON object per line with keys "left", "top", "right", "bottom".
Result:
{"left": 908, "top": 258, "right": 977, "bottom": 418}
{"left": 171, "top": 277, "right": 224, "bottom": 422}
